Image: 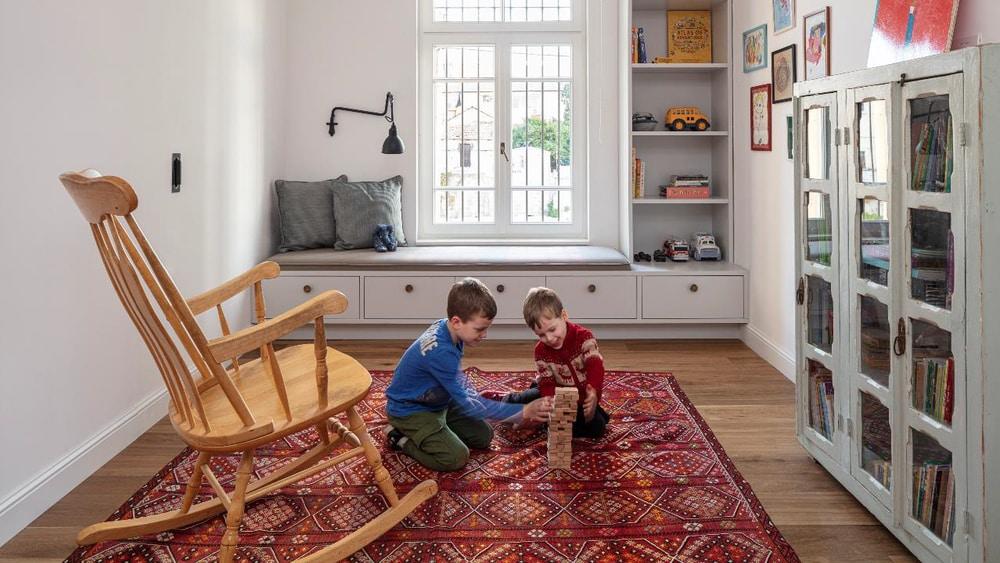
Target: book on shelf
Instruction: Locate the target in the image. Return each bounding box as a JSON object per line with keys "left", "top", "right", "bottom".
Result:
{"left": 666, "top": 10, "right": 712, "bottom": 63}
{"left": 631, "top": 26, "right": 639, "bottom": 64}
{"left": 661, "top": 185, "right": 711, "bottom": 198}
{"left": 637, "top": 27, "right": 648, "bottom": 63}
{"left": 912, "top": 461, "right": 956, "bottom": 544}
{"left": 810, "top": 374, "right": 834, "bottom": 439}
{"left": 632, "top": 153, "right": 645, "bottom": 199}
{"left": 913, "top": 356, "right": 954, "bottom": 424}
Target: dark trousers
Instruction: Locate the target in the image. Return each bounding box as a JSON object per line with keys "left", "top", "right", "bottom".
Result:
{"left": 505, "top": 383, "right": 609, "bottom": 439}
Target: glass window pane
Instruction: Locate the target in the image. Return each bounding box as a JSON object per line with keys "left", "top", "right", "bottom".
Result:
{"left": 808, "top": 359, "right": 835, "bottom": 440}
{"left": 806, "top": 107, "right": 830, "bottom": 180}
{"left": 805, "top": 191, "right": 832, "bottom": 266}
{"left": 433, "top": 0, "right": 500, "bottom": 22}
{"left": 910, "top": 95, "right": 953, "bottom": 193}
{"left": 911, "top": 320, "right": 954, "bottom": 426}
{"left": 859, "top": 295, "right": 890, "bottom": 387}
{"left": 859, "top": 198, "right": 889, "bottom": 285}
{"left": 860, "top": 392, "right": 891, "bottom": 490}
{"left": 911, "top": 430, "right": 956, "bottom": 545}
{"left": 807, "top": 275, "right": 834, "bottom": 354}
{"left": 910, "top": 208, "right": 953, "bottom": 309}
{"left": 856, "top": 99, "right": 889, "bottom": 184}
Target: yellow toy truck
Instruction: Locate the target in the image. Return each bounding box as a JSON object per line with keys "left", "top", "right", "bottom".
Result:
{"left": 664, "top": 106, "right": 710, "bottom": 131}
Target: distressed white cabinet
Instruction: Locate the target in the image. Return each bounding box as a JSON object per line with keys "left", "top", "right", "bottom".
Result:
{"left": 794, "top": 45, "right": 1000, "bottom": 563}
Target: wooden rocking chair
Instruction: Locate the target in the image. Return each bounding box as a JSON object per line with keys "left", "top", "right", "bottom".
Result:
{"left": 60, "top": 170, "right": 436, "bottom": 561}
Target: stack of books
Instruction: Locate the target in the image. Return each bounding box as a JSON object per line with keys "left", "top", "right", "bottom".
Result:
{"left": 913, "top": 356, "right": 955, "bottom": 425}
{"left": 632, "top": 148, "right": 646, "bottom": 198}
{"left": 911, "top": 116, "right": 953, "bottom": 193}
{"left": 862, "top": 447, "right": 892, "bottom": 489}
{"left": 809, "top": 372, "right": 835, "bottom": 440}
{"left": 912, "top": 461, "right": 956, "bottom": 544}
{"left": 660, "top": 175, "right": 710, "bottom": 198}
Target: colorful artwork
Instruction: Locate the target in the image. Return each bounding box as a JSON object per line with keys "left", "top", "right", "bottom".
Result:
{"left": 868, "top": 0, "right": 960, "bottom": 67}
{"left": 773, "top": 0, "right": 795, "bottom": 34}
{"left": 743, "top": 24, "right": 768, "bottom": 73}
{"left": 751, "top": 84, "right": 772, "bottom": 151}
{"left": 667, "top": 10, "right": 713, "bottom": 63}
{"left": 803, "top": 7, "right": 830, "bottom": 80}
{"left": 772, "top": 45, "right": 797, "bottom": 103}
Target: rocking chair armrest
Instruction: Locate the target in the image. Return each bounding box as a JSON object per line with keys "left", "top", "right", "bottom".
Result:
{"left": 207, "top": 290, "right": 347, "bottom": 360}
{"left": 187, "top": 261, "right": 281, "bottom": 315}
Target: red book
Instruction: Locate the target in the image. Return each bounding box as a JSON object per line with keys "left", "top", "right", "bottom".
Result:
{"left": 943, "top": 356, "right": 954, "bottom": 425}
{"left": 664, "top": 185, "right": 711, "bottom": 198}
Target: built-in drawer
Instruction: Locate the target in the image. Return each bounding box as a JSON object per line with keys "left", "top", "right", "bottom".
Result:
{"left": 262, "top": 275, "right": 360, "bottom": 319}
{"left": 544, "top": 276, "right": 637, "bottom": 319}
{"left": 477, "top": 276, "right": 546, "bottom": 319}
{"left": 365, "top": 276, "right": 456, "bottom": 319}
{"left": 642, "top": 276, "right": 744, "bottom": 319}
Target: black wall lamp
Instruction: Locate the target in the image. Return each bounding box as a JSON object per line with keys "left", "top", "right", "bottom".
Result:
{"left": 326, "top": 91, "right": 404, "bottom": 154}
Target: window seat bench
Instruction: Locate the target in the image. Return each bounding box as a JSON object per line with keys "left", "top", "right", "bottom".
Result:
{"left": 261, "top": 245, "right": 747, "bottom": 335}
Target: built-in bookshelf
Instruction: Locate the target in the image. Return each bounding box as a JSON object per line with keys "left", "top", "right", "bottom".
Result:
{"left": 795, "top": 46, "right": 1000, "bottom": 562}
{"left": 622, "top": 0, "right": 736, "bottom": 264}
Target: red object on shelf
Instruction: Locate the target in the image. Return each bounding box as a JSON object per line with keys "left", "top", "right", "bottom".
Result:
{"left": 664, "top": 185, "right": 711, "bottom": 198}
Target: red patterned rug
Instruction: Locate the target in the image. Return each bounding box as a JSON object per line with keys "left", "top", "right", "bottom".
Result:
{"left": 68, "top": 369, "right": 799, "bottom": 562}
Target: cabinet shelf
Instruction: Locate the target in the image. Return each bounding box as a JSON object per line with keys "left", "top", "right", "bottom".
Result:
{"left": 632, "top": 197, "right": 728, "bottom": 205}
{"left": 632, "top": 63, "right": 728, "bottom": 73}
{"left": 632, "top": 130, "right": 729, "bottom": 137}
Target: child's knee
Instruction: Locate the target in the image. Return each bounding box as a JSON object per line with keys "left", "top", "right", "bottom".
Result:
{"left": 464, "top": 425, "right": 494, "bottom": 450}
{"left": 437, "top": 443, "right": 470, "bottom": 471}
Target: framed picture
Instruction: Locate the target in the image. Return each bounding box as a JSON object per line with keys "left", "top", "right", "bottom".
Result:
{"left": 803, "top": 7, "right": 830, "bottom": 80}
{"left": 773, "top": 0, "right": 795, "bottom": 34}
{"left": 771, "top": 45, "right": 797, "bottom": 103}
{"left": 743, "top": 24, "right": 768, "bottom": 73}
{"left": 868, "top": 0, "right": 959, "bottom": 67}
{"left": 751, "top": 84, "right": 772, "bottom": 151}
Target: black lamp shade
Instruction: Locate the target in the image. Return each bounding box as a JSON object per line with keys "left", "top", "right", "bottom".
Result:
{"left": 382, "top": 123, "right": 404, "bottom": 154}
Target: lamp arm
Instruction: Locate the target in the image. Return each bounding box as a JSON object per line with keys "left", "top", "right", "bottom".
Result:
{"left": 327, "top": 92, "right": 394, "bottom": 136}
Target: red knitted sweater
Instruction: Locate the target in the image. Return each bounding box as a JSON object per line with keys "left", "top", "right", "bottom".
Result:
{"left": 533, "top": 321, "right": 605, "bottom": 404}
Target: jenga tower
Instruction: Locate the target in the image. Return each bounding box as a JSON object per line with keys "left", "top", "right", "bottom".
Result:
{"left": 547, "top": 387, "right": 579, "bottom": 469}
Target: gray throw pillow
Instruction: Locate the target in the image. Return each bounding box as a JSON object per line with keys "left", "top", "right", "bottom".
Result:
{"left": 331, "top": 176, "right": 407, "bottom": 250}
{"left": 275, "top": 175, "right": 347, "bottom": 252}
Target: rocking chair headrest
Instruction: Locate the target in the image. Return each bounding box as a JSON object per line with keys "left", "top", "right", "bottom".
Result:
{"left": 59, "top": 169, "right": 139, "bottom": 224}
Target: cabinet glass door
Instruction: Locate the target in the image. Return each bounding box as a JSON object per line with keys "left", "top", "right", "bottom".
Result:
{"left": 846, "top": 84, "right": 895, "bottom": 507}
{"left": 899, "top": 75, "right": 965, "bottom": 559}
{"left": 796, "top": 92, "right": 841, "bottom": 460}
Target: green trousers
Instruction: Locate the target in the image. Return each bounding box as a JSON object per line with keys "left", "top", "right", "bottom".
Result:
{"left": 387, "top": 405, "right": 494, "bottom": 472}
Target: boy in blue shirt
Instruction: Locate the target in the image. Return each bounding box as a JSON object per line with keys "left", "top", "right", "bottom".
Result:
{"left": 385, "top": 278, "right": 552, "bottom": 471}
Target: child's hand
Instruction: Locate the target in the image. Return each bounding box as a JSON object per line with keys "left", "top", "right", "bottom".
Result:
{"left": 523, "top": 396, "right": 554, "bottom": 424}
{"left": 583, "top": 385, "right": 597, "bottom": 422}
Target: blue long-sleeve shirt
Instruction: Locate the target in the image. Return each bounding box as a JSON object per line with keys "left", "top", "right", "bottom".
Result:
{"left": 386, "top": 319, "right": 522, "bottom": 421}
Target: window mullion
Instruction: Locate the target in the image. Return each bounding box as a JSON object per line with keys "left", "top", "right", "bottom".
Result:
{"left": 496, "top": 37, "right": 511, "bottom": 236}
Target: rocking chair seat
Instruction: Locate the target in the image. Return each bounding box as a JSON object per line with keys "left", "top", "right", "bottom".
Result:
{"left": 176, "top": 345, "right": 372, "bottom": 451}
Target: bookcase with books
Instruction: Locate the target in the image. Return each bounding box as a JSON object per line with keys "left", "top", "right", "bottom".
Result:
{"left": 620, "top": 0, "right": 738, "bottom": 270}
{"left": 794, "top": 45, "right": 1000, "bottom": 562}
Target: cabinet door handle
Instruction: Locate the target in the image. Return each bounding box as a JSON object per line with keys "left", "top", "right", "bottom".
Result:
{"left": 587, "top": 284, "right": 597, "bottom": 293}
{"left": 303, "top": 284, "right": 312, "bottom": 293}
{"left": 796, "top": 276, "right": 805, "bottom": 305}
{"left": 405, "top": 284, "right": 414, "bottom": 293}
{"left": 689, "top": 284, "right": 699, "bottom": 293}
{"left": 893, "top": 317, "right": 907, "bottom": 356}
{"left": 496, "top": 284, "right": 505, "bottom": 293}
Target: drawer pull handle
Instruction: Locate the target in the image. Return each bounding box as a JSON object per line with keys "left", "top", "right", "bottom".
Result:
{"left": 405, "top": 284, "right": 414, "bottom": 293}
{"left": 689, "top": 284, "right": 699, "bottom": 293}
{"left": 496, "top": 284, "right": 505, "bottom": 293}
{"left": 303, "top": 284, "right": 312, "bottom": 293}
{"left": 588, "top": 284, "right": 597, "bottom": 293}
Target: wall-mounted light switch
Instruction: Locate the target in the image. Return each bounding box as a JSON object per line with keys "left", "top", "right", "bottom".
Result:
{"left": 171, "top": 153, "right": 182, "bottom": 193}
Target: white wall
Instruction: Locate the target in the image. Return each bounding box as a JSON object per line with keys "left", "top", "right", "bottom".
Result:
{"left": 734, "top": 0, "right": 1000, "bottom": 379}
{"left": 0, "top": 0, "right": 286, "bottom": 545}
{"left": 282, "top": 0, "right": 620, "bottom": 247}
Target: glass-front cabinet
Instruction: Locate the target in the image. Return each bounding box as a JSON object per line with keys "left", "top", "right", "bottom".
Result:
{"left": 845, "top": 84, "right": 896, "bottom": 509}
{"left": 796, "top": 92, "right": 841, "bottom": 461}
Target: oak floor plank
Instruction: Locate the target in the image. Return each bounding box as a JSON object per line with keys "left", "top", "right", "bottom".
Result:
{"left": 0, "top": 339, "right": 916, "bottom": 562}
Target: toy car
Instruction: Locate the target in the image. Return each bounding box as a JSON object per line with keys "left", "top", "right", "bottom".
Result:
{"left": 690, "top": 233, "right": 722, "bottom": 261}
{"left": 663, "top": 238, "right": 690, "bottom": 261}
{"left": 664, "top": 106, "right": 710, "bottom": 131}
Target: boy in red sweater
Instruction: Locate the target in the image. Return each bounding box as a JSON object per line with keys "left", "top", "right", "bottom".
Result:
{"left": 502, "top": 287, "right": 610, "bottom": 438}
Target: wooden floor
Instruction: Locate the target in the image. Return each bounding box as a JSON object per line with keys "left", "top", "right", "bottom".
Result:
{"left": 0, "top": 340, "right": 916, "bottom": 562}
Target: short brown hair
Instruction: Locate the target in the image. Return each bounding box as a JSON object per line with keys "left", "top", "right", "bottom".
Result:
{"left": 522, "top": 287, "right": 563, "bottom": 329}
{"left": 447, "top": 278, "right": 497, "bottom": 321}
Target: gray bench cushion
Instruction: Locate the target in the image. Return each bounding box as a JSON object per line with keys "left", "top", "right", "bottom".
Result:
{"left": 269, "top": 246, "right": 629, "bottom": 270}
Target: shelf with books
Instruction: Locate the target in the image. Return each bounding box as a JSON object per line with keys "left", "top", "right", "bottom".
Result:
{"left": 631, "top": 63, "right": 728, "bottom": 72}
{"left": 910, "top": 430, "right": 957, "bottom": 546}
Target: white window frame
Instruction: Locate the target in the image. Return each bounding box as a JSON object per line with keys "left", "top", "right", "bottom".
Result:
{"left": 417, "top": 1, "right": 588, "bottom": 243}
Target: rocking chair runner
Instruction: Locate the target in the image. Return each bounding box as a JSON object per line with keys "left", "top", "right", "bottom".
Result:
{"left": 60, "top": 170, "right": 436, "bottom": 561}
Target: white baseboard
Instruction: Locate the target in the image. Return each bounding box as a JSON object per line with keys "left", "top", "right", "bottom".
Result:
{"left": 0, "top": 388, "right": 168, "bottom": 547}
{"left": 741, "top": 324, "right": 795, "bottom": 382}
{"left": 287, "top": 323, "right": 745, "bottom": 340}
